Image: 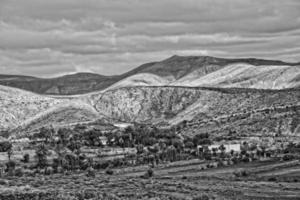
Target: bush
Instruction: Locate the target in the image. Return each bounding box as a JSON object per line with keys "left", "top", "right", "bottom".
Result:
{"left": 105, "top": 169, "right": 114, "bottom": 175}
{"left": 140, "top": 168, "right": 154, "bottom": 179}
{"left": 0, "top": 179, "right": 9, "bottom": 185}
{"left": 268, "top": 177, "right": 277, "bottom": 182}
{"left": 6, "top": 160, "right": 16, "bottom": 175}
{"left": 282, "top": 154, "right": 295, "bottom": 161}
{"left": 241, "top": 170, "right": 250, "bottom": 177}
{"left": 86, "top": 167, "right": 95, "bottom": 177}
{"left": 242, "top": 157, "right": 250, "bottom": 163}
{"left": 147, "top": 168, "right": 154, "bottom": 177}
{"left": 192, "top": 194, "right": 210, "bottom": 200}
{"left": 22, "top": 153, "right": 30, "bottom": 163}
{"left": 93, "top": 161, "right": 110, "bottom": 170}
{"left": 14, "top": 167, "right": 24, "bottom": 177}
{"left": 45, "top": 166, "right": 54, "bottom": 175}
{"left": 234, "top": 169, "right": 250, "bottom": 177}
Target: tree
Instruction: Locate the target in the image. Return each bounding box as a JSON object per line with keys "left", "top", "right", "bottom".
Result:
{"left": 68, "top": 138, "right": 81, "bottom": 155}
{"left": 0, "top": 141, "right": 12, "bottom": 161}
{"left": 64, "top": 153, "right": 78, "bottom": 170}
{"left": 57, "top": 128, "right": 70, "bottom": 146}
{"left": 185, "top": 141, "right": 195, "bottom": 149}
{"left": 166, "top": 145, "right": 177, "bottom": 162}
{"left": 212, "top": 148, "right": 217, "bottom": 157}
{"left": 219, "top": 144, "right": 226, "bottom": 157}
{"left": 136, "top": 144, "right": 144, "bottom": 154}
{"left": 193, "top": 133, "right": 212, "bottom": 146}
{"left": 38, "top": 127, "right": 53, "bottom": 143}
{"left": 6, "top": 160, "right": 16, "bottom": 176}
{"left": 203, "top": 148, "right": 212, "bottom": 160}
{"left": 35, "top": 144, "right": 49, "bottom": 168}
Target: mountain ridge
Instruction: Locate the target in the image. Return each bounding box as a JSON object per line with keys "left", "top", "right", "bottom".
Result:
{"left": 1, "top": 55, "right": 299, "bottom": 95}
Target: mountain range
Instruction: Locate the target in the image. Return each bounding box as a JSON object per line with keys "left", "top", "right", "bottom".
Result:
{"left": 0, "top": 55, "right": 299, "bottom": 137}
{"left": 1, "top": 55, "right": 299, "bottom": 95}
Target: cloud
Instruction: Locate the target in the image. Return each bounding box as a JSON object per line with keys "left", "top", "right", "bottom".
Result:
{"left": 0, "top": 0, "right": 299, "bottom": 77}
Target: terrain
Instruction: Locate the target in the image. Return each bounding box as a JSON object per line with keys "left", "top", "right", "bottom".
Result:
{"left": 0, "top": 55, "right": 299, "bottom": 148}
{"left": 1, "top": 56, "right": 299, "bottom": 95}
{"left": 1, "top": 84, "right": 299, "bottom": 138}
{"left": 0, "top": 55, "right": 300, "bottom": 200}
{"left": 0, "top": 159, "right": 299, "bottom": 199}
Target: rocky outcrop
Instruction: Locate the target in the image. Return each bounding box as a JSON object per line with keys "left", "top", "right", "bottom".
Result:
{"left": 90, "top": 86, "right": 202, "bottom": 123}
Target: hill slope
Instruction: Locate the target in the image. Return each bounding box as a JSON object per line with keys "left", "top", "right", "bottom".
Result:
{"left": 1, "top": 56, "right": 299, "bottom": 94}
{"left": 172, "top": 63, "right": 300, "bottom": 89}
{"left": 0, "top": 85, "right": 64, "bottom": 130}
{"left": 0, "top": 85, "right": 99, "bottom": 132}
{"left": 1, "top": 85, "right": 299, "bottom": 137}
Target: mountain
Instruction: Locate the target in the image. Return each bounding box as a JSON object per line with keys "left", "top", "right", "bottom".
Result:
{"left": 1, "top": 56, "right": 299, "bottom": 95}
{"left": 0, "top": 85, "right": 64, "bottom": 131}
{"left": 1, "top": 56, "right": 300, "bottom": 136}
{"left": 0, "top": 73, "right": 121, "bottom": 95}
{"left": 1, "top": 84, "right": 299, "bottom": 138}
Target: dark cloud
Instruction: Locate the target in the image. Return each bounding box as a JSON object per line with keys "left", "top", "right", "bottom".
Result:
{"left": 0, "top": 0, "right": 299, "bottom": 77}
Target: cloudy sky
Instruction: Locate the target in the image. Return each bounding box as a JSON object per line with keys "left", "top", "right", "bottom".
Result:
{"left": 0, "top": 0, "right": 300, "bottom": 77}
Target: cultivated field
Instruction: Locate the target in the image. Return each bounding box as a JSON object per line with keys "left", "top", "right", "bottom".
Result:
{"left": 0, "top": 159, "right": 299, "bottom": 200}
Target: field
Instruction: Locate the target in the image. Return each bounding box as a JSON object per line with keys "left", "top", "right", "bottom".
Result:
{"left": 0, "top": 159, "right": 299, "bottom": 200}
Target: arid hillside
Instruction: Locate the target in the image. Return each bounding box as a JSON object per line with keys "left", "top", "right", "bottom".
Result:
{"left": 89, "top": 86, "right": 300, "bottom": 126}
{"left": 0, "top": 85, "right": 99, "bottom": 132}
{"left": 1, "top": 84, "right": 299, "bottom": 136}
{"left": 0, "top": 85, "right": 64, "bottom": 131}
{"left": 0, "top": 73, "right": 121, "bottom": 95}
{"left": 171, "top": 64, "right": 300, "bottom": 89}
{"left": 1, "top": 56, "right": 299, "bottom": 94}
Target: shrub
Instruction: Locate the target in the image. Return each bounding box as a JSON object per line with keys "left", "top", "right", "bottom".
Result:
{"left": 6, "top": 160, "right": 16, "bottom": 176}
{"left": 241, "top": 170, "right": 250, "bottom": 177}
{"left": 282, "top": 154, "right": 295, "bottom": 161}
{"left": 14, "top": 167, "right": 24, "bottom": 177}
{"left": 105, "top": 169, "right": 114, "bottom": 175}
{"left": 86, "top": 167, "right": 95, "bottom": 177}
{"left": 268, "top": 177, "right": 277, "bottom": 182}
{"left": 147, "top": 168, "right": 154, "bottom": 177}
{"left": 242, "top": 157, "right": 250, "bottom": 163}
{"left": 45, "top": 166, "right": 54, "bottom": 175}
{"left": 0, "top": 179, "right": 9, "bottom": 185}
{"left": 141, "top": 168, "right": 154, "bottom": 179}
{"left": 22, "top": 154, "right": 30, "bottom": 163}
{"left": 192, "top": 194, "right": 210, "bottom": 200}
{"left": 35, "top": 144, "right": 49, "bottom": 168}
{"left": 234, "top": 169, "right": 250, "bottom": 177}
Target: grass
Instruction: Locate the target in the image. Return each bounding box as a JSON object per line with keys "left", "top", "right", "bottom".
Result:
{"left": 0, "top": 159, "right": 299, "bottom": 199}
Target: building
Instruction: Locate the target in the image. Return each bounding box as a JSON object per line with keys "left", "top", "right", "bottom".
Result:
{"left": 99, "top": 136, "right": 108, "bottom": 146}
{"left": 198, "top": 143, "right": 241, "bottom": 154}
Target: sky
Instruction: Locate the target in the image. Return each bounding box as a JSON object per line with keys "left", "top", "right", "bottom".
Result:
{"left": 0, "top": 0, "right": 300, "bottom": 77}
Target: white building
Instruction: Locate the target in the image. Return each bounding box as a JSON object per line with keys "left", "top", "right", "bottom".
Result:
{"left": 198, "top": 143, "right": 241, "bottom": 153}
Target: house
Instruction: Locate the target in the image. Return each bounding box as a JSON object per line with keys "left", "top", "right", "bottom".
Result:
{"left": 99, "top": 136, "right": 108, "bottom": 146}
{"left": 113, "top": 123, "right": 133, "bottom": 130}
{"left": 223, "top": 144, "right": 241, "bottom": 153}
{"left": 198, "top": 143, "right": 241, "bottom": 154}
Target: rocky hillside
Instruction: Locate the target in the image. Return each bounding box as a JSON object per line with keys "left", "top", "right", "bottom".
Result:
{"left": 89, "top": 86, "right": 300, "bottom": 125}
{"left": 1, "top": 56, "right": 299, "bottom": 94}
{"left": 1, "top": 84, "right": 299, "bottom": 137}
{"left": 0, "top": 85, "right": 98, "bottom": 132}
{"left": 0, "top": 85, "right": 64, "bottom": 130}
{"left": 176, "top": 104, "right": 300, "bottom": 138}
{"left": 88, "top": 86, "right": 203, "bottom": 123}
